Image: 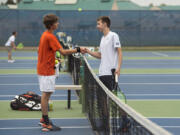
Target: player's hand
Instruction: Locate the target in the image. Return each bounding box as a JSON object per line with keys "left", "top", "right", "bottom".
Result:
{"left": 84, "top": 48, "right": 90, "bottom": 53}
{"left": 115, "top": 68, "right": 120, "bottom": 76}
{"left": 80, "top": 47, "right": 86, "bottom": 54}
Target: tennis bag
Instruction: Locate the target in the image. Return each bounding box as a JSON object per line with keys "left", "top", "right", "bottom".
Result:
{"left": 10, "top": 91, "right": 41, "bottom": 111}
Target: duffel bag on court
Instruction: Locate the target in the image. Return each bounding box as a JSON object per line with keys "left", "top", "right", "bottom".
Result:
{"left": 10, "top": 91, "right": 41, "bottom": 111}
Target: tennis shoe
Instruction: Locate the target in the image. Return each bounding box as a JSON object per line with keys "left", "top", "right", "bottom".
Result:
{"left": 39, "top": 118, "right": 52, "bottom": 126}
{"left": 41, "top": 123, "right": 61, "bottom": 132}
{"left": 8, "top": 60, "right": 15, "bottom": 63}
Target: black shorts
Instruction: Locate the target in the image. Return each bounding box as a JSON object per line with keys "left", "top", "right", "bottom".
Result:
{"left": 99, "top": 75, "right": 114, "bottom": 91}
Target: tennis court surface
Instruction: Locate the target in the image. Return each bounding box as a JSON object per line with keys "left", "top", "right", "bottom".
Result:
{"left": 0, "top": 50, "right": 180, "bottom": 135}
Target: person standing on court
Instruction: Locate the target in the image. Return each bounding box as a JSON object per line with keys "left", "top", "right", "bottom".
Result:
{"left": 85, "top": 16, "right": 122, "bottom": 90}
{"left": 5, "top": 31, "right": 17, "bottom": 63}
{"left": 37, "top": 14, "right": 85, "bottom": 132}
{"left": 84, "top": 16, "right": 122, "bottom": 134}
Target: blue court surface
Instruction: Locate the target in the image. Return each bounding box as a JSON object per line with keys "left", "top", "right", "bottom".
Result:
{"left": 0, "top": 50, "right": 180, "bottom": 135}
{"left": 0, "top": 118, "right": 94, "bottom": 135}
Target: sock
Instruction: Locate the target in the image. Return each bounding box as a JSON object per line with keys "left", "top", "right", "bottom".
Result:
{"left": 42, "top": 115, "right": 49, "bottom": 125}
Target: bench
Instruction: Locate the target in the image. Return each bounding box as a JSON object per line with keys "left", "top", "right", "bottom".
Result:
{"left": 55, "top": 85, "right": 82, "bottom": 109}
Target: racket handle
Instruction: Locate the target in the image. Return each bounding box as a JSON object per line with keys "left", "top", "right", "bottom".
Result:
{"left": 115, "top": 74, "right": 118, "bottom": 83}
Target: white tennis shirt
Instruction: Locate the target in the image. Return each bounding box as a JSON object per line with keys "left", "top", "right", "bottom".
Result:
{"left": 5, "top": 35, "right": 15, "bottom": 47}
{"left": 99, "top": 31, "right": 121, "bottom": 76}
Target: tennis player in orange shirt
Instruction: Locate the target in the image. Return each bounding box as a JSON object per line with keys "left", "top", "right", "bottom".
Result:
{"left": 37, "top": 14, "right": 85, "bottom": 132}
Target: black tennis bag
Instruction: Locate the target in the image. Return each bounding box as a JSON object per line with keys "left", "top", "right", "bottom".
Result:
{"left": 10, "top": 91, "right": 41, "bottom": 111}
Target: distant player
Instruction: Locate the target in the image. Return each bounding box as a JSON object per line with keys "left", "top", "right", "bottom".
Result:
{"left": 37, "top": 14, "right": 85, "bottom": 132}
{"left": 5, "top": 31, "right": 17, "bottom": 63}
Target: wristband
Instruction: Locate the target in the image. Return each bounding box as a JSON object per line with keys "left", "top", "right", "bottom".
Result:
{"left": 76, "top": 47, "right": 80, "bottom": 53}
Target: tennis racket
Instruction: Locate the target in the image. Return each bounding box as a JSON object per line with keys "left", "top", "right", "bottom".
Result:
{"left": 113, "top": 74, "right": 127, "bottom": 104}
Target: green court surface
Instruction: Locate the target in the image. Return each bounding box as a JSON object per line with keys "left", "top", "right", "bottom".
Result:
{"left": 1, "top": 68, "right": 180, "bottom": 74}
{"left": 128, "top": 100, "right": 180, "bottom": 118}
{"left": 0, "top": 69, "right": 68, "bottom": 74}
{"left": 0, "top": 69, "right": 36, "bottom": 74}
{"left": 1, "top": 56, "right": 180, "bottom": 60}
{"left": 0, "top": 57, "right": 37, "bottom": 60}
{"left": 0, "top": 101, "right": 85, "bottom": 119}
{"left": 2, "top": 99, "right": 180, "bottom": 119}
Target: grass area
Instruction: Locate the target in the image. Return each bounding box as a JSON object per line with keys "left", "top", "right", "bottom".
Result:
{"left": 0, "top": 57, "right": 37, "bottom": 60}
{"left": 0, "top": 69, "right": 68, "bottom": 74}
{"left": 1, "top": 99, "right": 179, "bottom": 119}
{"left": 1, "top": 46, "right": 180, "bottom": 51}
{"left": 128, "top": 100, "right": 180, "bottom": 117}
{"left": 1, "top": 68, "right": 180, "bottom": 74}
{"left": 0, "top": 100, "right": 85, "bottom": 119}
{"left": 0, "top": 69, "right": 37, "bottom": 74}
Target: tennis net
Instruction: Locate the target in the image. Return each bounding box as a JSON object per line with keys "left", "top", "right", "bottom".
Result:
{"left": 68, "top": 54, "right": 172, "bottom": 135}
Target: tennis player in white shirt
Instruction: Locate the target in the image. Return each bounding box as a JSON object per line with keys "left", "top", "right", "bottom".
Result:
{"left": 85, "top": 16, "right": 122, "bottom": 91}
{"left": 5, "top": 31, "right": 17, "bottom": 63}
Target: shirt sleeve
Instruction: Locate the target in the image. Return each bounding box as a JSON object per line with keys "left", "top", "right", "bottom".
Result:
{"left": 49, "top": 35, "right": 62, "bottom": 51}
{"left": 10, "top": 36, "right": 15, "bottom": 42}
{"left": 113, "top": 33, "right": 121, "bottom": 48}
{"left": 98, "top": 37, "right": 103, "bottom": 53}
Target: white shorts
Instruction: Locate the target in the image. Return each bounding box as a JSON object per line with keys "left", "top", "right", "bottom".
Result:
{"left": 38, "top": 75, "right": 56, "bottom": 92}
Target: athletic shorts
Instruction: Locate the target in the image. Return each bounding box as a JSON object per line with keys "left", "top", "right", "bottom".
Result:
{"left": 99, "top": 75, "right": 113, "bottom": 91}
{"left": 38, "top": 75, "right": 56, "bottom": 93}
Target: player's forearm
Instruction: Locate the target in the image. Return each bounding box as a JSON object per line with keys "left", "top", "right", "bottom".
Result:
{"left": 87, "top": 50, "right": 101, "bottom": 59}
{"left": 117, "top": 48, "right": 122, "bottom": 70}
{"left": 60, "top": 49, "right": 77, "bottom": 56}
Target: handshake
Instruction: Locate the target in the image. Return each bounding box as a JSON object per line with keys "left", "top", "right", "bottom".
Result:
{"left": 76, "top": 47, "right": 90, "bottom": 54}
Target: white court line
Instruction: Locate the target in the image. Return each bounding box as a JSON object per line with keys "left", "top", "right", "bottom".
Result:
{"left": 120, "top": 74, "right": 180, "bottom": 76}
{"left": 0, "top": 75, "right": 68, "bottom": 77}
{"left": 119, "top": 83, "right": 180, "bottom": 85}
{"left": 162, "top": 126, "right": 180, "bottom": 128}
{"left": 2, "top": 94, "right": 180, "bottom": 98}
{"left": 0, "top": 74, "right": 180, "bottom": 77}
{"left": 0, "top": 126, "right": 91, "bottom": 130}
{"left": 0, "top": 62, "right": 36, "bottom": 64}
{"left": 0, "top": 118, "right": 86, "bottom": 120}
{"left": 149, "top": 117, "right": 180, "bottom": 119}
{"left": 0, "top": 67, "right": 35, "bottom": 69}
{"left": 0, "top": 83, "right": 38, "bottom": 85}
{"left": 0, "top": 94, "right": 76, "bottom": 97}
{"left": 0, "top": 83, "right": 74, "bottom": 85}
{"left": 124, "top": 63, "right": 180, "bottom": 65}
{"left": 0, "top": 100, "right": 78, "bottom": 101}
{"left": 0, "top": 126, "right": 178, "bottom": 130}
{"left": 0, "top": 83, "right": 180, "bottom": 85}
{"left": 127, "top": 98, "right": 180, "bottom": 101}
{"left": 152, "top": 52, "right": 169, "bottom": 57}
{"left": 127, "top": 94, "right": 180, "bottom": 96}
{"left": 0, "top": 75, "right": 37, "bottom": 77}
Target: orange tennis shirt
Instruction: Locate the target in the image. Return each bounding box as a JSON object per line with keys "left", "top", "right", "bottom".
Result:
{"left": 37, "top": 31, "right": 62, "bottom": 76}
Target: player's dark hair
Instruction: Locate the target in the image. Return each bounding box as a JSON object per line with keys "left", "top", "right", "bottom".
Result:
{"left": 97, "top": 16, "right": 111, "bottom": 28}
{"left": 43, "top": 14, "right": 59, "bottom": 29}
{"left": 12, "top": 31, "right": 17, "bottom": 35}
